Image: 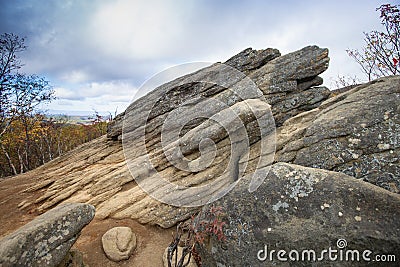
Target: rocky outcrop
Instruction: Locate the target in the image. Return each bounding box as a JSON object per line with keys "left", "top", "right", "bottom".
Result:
{"left": 107, "top": 45, "right": 330, "bottom": 141}
{"left": 276, "top": 76, "right": 400, "bottom": 193}
{"left": 198, "top": 162, "right": 400, "bottom": 267}
{"left": 21, "top": 45, "right": 330, "bottom": 227}
{"left": 101, "top": 227, "right": 137, "bottom": 262}
{"left": 0, "top": 203, "right": 95, "bottom": 267}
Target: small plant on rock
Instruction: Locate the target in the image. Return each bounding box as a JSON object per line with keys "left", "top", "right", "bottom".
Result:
{"left": 166, "top": 206, "right": 227, "bottom": 267}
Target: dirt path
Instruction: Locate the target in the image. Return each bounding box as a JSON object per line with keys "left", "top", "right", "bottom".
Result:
{"left": 0, "top": 174, "right": 173, "bottom": 267}
{"left": 0, "top": 173, "right": 41, "bottom": 237}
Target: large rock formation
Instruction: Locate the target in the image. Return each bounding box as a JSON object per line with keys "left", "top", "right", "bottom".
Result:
{"left": 108, "top": 45, "right": 330, "bottom": 141}
{"left": 197, "top": 162, "right": 400, "bottom": 267}
{"left": 23, "top": 45, "right": 331, "bottom": 227}
{"left": 7, "top": 45, "right": 397, "bottom": 235}
{"left": 0, "top": 203, "right": 95, "bottom": 267}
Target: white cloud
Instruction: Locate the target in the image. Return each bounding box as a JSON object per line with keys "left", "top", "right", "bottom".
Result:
{"left": 87, "top": 0, "right": 192, "bottom": 60}
{"left": 85, "top": 81, "right": 137, "bottom": 98}
{"left": 51, "top": 80, "right": 137, "bottom": 112}
{"left": 61, "top": 70, "right": 90, "bottom": 83}
{"left": 54, "top": 87, "right": 82, "bottom": 100}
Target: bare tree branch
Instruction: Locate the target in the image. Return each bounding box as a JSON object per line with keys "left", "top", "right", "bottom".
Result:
{"left": 347, "top": 4, "right": 399, "bottom": 81}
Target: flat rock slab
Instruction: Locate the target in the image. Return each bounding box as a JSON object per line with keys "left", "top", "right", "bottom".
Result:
{"left": 102, "top": 226, "right": 136, "bottom": 261}
{"left": 0, "top": 203, "right": 95, "bottom": 267}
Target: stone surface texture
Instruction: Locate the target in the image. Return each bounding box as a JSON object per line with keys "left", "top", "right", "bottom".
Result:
{"left": 101, "top": 227, "right": 136, "bottom": 262}
{"left": 198, "top": 162, "right": 400, "bottom": 267}
{"left": 0, "top": 203, "right": 95, "bottom": 267}
{"left": 276, "top": 76, "right": 400, "bottom": 193}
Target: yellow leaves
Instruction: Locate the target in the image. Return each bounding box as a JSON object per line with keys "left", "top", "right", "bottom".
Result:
{"left": 1, "top": 113, "right": 109, "bottom": 177}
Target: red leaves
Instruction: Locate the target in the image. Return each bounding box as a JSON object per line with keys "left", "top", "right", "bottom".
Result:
{"left": 348, "top": 4, "right": 399, "bottom": 80}
{"left": 192, "top": 205, "right": 227, "bottom": 244}
{"left": 167, "top": 206, "right": 227, "bottom": 266}
{"left": 167, "top": 207, "right": 226, "bottom": 267}
{"left": 212, "top": 219, "right": 226, "bottom": 241}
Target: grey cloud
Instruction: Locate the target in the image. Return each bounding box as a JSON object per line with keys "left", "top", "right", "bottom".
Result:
{"left": 0, "top": 0, "right": 397, "bottom": 113}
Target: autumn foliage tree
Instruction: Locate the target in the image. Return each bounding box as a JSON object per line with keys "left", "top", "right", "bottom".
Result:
{"left": 0, "top": 114, "right": 108, "bottom": 177}
{"left": 0, "top": 33, "right": 109, "bottom": 177}
{"left": 0, "top": 33, "right": 54, "bottom": 175}
{"left": 347, "top": 4, "right": 400, "bottom": 81}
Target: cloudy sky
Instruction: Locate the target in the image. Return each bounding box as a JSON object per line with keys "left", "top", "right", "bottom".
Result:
{"left": 0, "top": 0, "right": 396, "bottom": 115}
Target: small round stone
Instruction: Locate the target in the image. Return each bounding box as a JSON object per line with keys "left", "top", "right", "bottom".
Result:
{"left": 102, "top": 227, "right": 136, "bottom": 262}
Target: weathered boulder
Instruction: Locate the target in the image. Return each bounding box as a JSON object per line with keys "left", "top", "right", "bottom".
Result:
{"left": 101, "top": 226, "right": 136, "bottom": 261}
{"left": 0, "top": 203, "right": 95, "bottom": 267}
{"left": 276, "top": 75, "right": 400, "bottom": 193}
{"left": 198, "top": 162, "right": 400, "bottom": 267}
